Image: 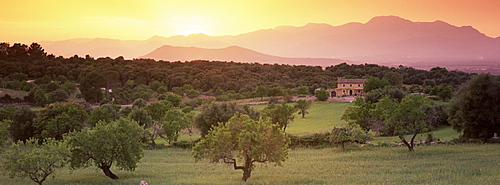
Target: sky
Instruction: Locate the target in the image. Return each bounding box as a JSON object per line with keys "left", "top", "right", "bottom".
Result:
{"left": 1, "top": 0, "right": 499, "bottom": 43}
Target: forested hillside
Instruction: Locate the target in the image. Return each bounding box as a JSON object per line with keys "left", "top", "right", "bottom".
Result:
{"left": 1, "top": 42, "right": 471, "bottom": 105}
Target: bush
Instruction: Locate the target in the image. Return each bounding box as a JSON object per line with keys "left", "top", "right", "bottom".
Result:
{"left": 157, "top": 86, "right": 168, "bottom": 94}
{"left": 283, "top": 94, "right": 294, "bottom": 102}
{"left": 165, "top": 93, "right": 182, "bottom": 107}
{"left": 173, "top": 140, "right": 199, "bottom": 149}
{"left": 157, "top": 94, "right": 167, "bottom": 100}
{"left": 185, "top": 89, "right": 200, "bottom": 99}
{"left": 289, "top": 133, "right": 331, "bottom": 148}
{"left": 315, "top": 89, "right": 329, "bottom": 101}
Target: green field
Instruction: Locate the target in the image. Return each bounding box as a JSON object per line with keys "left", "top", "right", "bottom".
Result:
{"left": 250, "top": 101, "right": 352, "bottom": 135}
{"left": 0, "top": 88, "right": 28, "bottom": 100}
{"left": 2, "top": 145, "right": 500, "bottom": 185}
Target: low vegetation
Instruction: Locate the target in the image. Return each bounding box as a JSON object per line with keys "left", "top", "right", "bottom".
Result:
{"left": 1, "top": 145, "right": 500, "bottom": 184}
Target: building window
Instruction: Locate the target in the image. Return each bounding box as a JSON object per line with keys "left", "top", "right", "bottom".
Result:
{"left": 343, "top": 84, "right": 345, "bottom": 87}
{"left": 350, "top": 84, "right": 352, "bottom": 87}
{"left": 358, "top": 84, "right": 360, "bottom": 87}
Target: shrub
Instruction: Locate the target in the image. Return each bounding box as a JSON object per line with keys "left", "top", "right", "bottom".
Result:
{"left": 289, "top": 133, "right": 331, "bottom": 148}
{"left": 157, "top": 86, "right": 168, "bottom": 94}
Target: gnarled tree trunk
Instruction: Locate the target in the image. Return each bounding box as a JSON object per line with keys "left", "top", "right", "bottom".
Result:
{"left": 101, "top": 165, "right": 119, "bottom": 179}
{"left": 242, "top": 156, "right": 253, "bottom": 181}
{"left": 399, "top": 134, "right": 417, "bottom": 152}
{"left": 225, "top": 157, "right": 254, "bottom": 182}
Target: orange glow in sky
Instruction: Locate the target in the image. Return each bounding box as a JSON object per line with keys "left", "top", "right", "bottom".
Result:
{"left": 1, "top": 0, "right": 499, "bottom": 43}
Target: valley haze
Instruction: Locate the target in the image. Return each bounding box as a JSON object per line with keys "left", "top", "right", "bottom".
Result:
{"left": 38, "top": 16, "right": 500, "bottom": 74}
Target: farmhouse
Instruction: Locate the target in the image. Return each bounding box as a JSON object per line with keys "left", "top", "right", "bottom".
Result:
{"left": 330, "top": 77, "right": 367, "bottom": 97}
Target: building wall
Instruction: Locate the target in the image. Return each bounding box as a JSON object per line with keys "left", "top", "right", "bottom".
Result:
{"left": 331, "top": 79, "right": 366, "bottom": 97}
{"left": 338, "top": 82, "right": 364, "bottom": 89}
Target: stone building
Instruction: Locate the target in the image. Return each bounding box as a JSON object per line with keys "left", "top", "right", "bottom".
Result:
{"left": 330, "top": 77, "right": 367, "bottom": 97}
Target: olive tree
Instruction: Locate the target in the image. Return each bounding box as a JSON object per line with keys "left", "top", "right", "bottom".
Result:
{"left": 192, "top": 113, "right": 290, "bottom": 182}
{"left": 33, "top": 101, "right": 89, "bottom": 140}
{"left": 161, "top": 109, "right": 189, "bottom": 145}
{"left": 68, "top": 118, "right": 144, "bottom": 179}
{"left": 330, "top": 125, "right": 370, "bottom": 151}
{"left": 341, "top": 97, "right": 376, "bottom": 133}
{"left": 262, "top": 102, "right": 297, "bottom": 132}
{"left": 2, "top": 138, "right": 69, "bottom": 185}
{"left": 143, "top": 101, "right": 171, "bottom": 148}
{"left": 387, "top": 95, "right": 430, "bottom": 151}
{"left": 294, "top": 99, "right": 313, "bottom": 118}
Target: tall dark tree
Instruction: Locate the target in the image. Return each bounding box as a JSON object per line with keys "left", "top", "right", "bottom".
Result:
{"left": 448, "top": 74, "right": 500, "bottom": 140}
{"left": 79, "top": 71, "right": 106, "bottom": 103}
{"left": 27, "top": 42, "right": 47, "bottom": 60}
{"left": 0, "top": 106, "right": 37, "bottom": 143}
{"left": 7, "top": 43, "right": 28, "bottom": 62}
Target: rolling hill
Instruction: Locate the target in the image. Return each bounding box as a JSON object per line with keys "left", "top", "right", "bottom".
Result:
{"left": 140, "top": 45, "right": 349, "bottom": 67}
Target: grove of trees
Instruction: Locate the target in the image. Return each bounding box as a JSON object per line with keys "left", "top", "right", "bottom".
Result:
{"left": 1, "top": 42, "right": 471, "bottom": 107}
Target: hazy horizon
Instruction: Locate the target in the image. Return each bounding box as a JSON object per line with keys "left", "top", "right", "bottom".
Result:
{"left": 1, "top": 0, "right": 499, "bottom": 44}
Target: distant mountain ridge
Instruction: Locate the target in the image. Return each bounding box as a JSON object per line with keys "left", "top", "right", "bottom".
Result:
{"left": 40, "top": 15, "right": 500, "bottom": 64}
{"left": 140, "top": 45, "right": 349, "bottom": 67}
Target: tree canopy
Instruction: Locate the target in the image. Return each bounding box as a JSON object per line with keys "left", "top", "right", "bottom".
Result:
{"left": 2, "top": 138, "right": 69, "bottom": 185}
{"left": 386, "top": 95, "right": 430, "bottom": 151}
{"left": 363, "top": 77, "right": 390, "bottom": 93}
{"left": 0, "top": 42, "right": 473, "bottom": 106}
{"left": 448, "top": 74, "right": 500, "bottom": 140}
{"left": 67, "top": 118, "right": 144, "bottom": 179}
{"left": 295, "top": 99, "right": 313, "bottom": 118}
{"left": 194, "top": 102, "right": 260, "bottom": 137}
{"left": 330, "top": 125, "right": 370, "bottom": 151}
{"left": 192, "top": 113, "right": 290, "bottom": 182}
{"left": 262, "top": 102, "right": 297, "bottom": 132}
{"left": 314, "top": 89, "right": 329, "bottom": 101}
{"left": 33, "top": 101, "right": 89, "bottom": 140}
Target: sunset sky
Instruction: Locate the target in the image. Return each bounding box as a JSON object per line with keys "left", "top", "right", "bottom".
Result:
{"left": 1, "top": 0, "right": 499, "bottom": 44}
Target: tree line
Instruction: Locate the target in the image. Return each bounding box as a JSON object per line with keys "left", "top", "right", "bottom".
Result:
{"left": 1, "top": 42, "right": 471, "bottom": 106}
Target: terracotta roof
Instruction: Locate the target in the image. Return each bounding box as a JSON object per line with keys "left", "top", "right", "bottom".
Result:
{"left": 338, "top": 78, "right": 366, "bottom": 83}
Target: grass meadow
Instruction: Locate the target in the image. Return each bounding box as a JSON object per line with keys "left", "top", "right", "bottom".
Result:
{"left": 251, "top": 101, "right": 352, "bottom": 135}
{"left": 0, "top": 88, "right": 29, "bottom": 99}
{"left": 2, "top": 144, "right": 500, "bottom": 185}
{"left": 3, "top": 100, "right": 497, "bottom": 184}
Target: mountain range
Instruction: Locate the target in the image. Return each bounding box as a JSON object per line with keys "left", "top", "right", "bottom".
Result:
{"left": 40, "top": 15, "right": 500, "bottom": 68}
{"left": 141, "top": 45, "right": 348, "bottom": 66}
